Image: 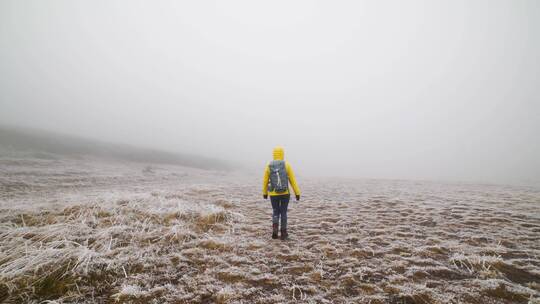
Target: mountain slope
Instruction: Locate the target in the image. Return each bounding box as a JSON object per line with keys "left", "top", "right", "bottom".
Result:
{"left": 0, "top": 126, "right": 230, "bottom": 170}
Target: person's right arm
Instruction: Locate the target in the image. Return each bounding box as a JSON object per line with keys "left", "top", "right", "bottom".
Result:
{"left": 285, "top": 162, "right": 301, "bottom": 201}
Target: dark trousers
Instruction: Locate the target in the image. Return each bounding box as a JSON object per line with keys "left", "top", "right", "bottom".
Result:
{"left": 270, "top": 194, "right": 290, "bottom": 230}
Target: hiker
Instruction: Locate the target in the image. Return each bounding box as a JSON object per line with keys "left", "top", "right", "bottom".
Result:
{"left": 262, "top": 146, "right": 301, "bottom": 240}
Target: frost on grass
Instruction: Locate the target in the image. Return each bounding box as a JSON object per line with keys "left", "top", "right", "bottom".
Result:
{"left": 0, "top": 188, "right": 241, "bottom": 303}
{"left": 1, "top": 157, "right": 540, "bottom": 303}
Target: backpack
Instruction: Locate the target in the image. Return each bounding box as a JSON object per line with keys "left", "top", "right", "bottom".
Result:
{"left": 268, "top": 160, "right": 289, "bottom": 193}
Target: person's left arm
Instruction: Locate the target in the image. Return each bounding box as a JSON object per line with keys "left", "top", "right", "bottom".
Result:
{"left": 262, "top": 164, "right": 270, "bottom": 199}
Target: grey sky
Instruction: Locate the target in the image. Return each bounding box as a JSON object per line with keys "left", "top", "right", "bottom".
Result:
{"left": 1, "top": 0, "right": 539, "bottom": 185}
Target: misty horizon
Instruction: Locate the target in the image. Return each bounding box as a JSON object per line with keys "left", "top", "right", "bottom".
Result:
{"left": 1, "top": 1, "right": 539, "bottom": 185}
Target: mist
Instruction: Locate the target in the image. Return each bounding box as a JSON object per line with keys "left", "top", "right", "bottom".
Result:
{"left": 1, "top": 0, "right": 539, "bottom": 185}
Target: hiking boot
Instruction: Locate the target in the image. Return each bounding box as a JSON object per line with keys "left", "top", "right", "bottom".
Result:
{"left": 272, "top": 223, "right": 279, "bottom": 239}
{"left": 280, "top": 229, "right": 288, "bottom": 240}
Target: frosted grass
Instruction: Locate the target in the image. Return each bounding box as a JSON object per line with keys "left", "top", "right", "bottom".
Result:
{"left": 1, "top": 156, "right": 539, "bottom": 303}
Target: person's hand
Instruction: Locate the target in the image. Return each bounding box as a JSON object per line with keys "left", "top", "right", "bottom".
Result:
{"left": 295, "top": 195, "right": 300, "bottom": 201}
{"left": 263, "top": 194, "right": 268, "bottom": 199}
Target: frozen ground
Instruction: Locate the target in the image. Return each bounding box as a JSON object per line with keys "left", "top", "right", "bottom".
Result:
{"left": 1, "top": 156, "right": 539, "bottom": 303}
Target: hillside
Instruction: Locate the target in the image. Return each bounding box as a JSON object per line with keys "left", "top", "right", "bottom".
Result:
{"left": 0, "top": 126, "right": 229, "bottom": 170}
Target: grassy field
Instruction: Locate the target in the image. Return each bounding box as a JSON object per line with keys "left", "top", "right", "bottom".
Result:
{"left": 1, "top": 156, "right": 539, "bottom": 303}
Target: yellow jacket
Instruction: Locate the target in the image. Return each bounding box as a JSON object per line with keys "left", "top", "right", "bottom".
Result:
{"left": 262, "top": 146, "right": 301, "bottom": 196}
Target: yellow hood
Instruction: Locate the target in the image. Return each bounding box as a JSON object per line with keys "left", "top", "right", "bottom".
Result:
{"left": 273, "top": 146, "right": 284, "bottom": 160}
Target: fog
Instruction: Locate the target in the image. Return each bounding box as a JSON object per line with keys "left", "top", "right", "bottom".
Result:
{"left": 1, "top": 0, "right": 539, "bottom": 185}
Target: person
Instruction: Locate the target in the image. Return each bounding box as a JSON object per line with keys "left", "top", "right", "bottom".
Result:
{"left": 262, "top": 146, "right": 301, "bottom": 240}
